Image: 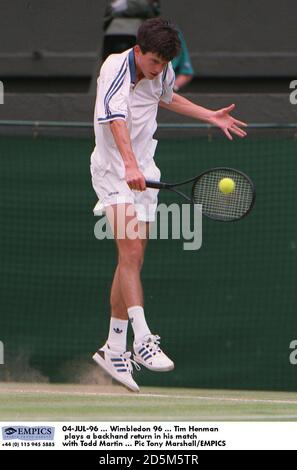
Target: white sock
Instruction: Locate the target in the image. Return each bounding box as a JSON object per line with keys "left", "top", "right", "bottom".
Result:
{"left": 106, "top": 317, "right": 128, "bottom": 353}
{"left": 127, "top": 305, "right": 151, "bottom": 343}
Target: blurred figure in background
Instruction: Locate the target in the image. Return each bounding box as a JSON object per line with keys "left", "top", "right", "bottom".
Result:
{"left": 102, "top": 0, "right": 160, "bottom": 61}
{"left": 101, "top": 0, "right": 194, "bottom": 92}
{"left": 172, "top": 30, "right": 194, "bottom": 92}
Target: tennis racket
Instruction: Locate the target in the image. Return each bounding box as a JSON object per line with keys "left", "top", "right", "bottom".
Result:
{"left": 146, "top": 167, "right": 255, "bottom": 222}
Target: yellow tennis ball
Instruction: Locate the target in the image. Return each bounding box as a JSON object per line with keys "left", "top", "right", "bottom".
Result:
{"left": 218, "top": 177, "right": 235, "bottom": 194}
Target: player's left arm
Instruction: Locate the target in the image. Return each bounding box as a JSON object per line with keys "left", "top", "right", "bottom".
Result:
{"left": 159, "top": 93, "right": 247, "bottom": 140}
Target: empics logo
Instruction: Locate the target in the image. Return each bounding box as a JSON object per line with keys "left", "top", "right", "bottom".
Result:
{"left": 3, "top": 427, "right": 17, "bottom": 436}
{"left": 2, "top": 426, "right": 55, "bottom": 441}
{"left": 289, "top": 80, "right": 297, "bottom": 105}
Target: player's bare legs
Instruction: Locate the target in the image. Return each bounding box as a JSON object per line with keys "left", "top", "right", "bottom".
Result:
{"left": 106, "top": 203, "right": 174, "bottom": 372}
{"left": 93, "top": 203, "right": 173, "bottom": 391}
{"left": 92, "top": 205, "right": 151, "bottom": 393}
{"left": 103, "top": 204, "right": 148, "bottom": 346}
{"left": 109, "top": 220, "right": 150, "bottom": 320}
{"left": 109, "top": 265, "right": 127, "bottom": 320}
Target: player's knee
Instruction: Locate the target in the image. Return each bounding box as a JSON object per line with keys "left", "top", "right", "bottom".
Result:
{"left": 119, "top": 241, "right": 144, "bottom": 269}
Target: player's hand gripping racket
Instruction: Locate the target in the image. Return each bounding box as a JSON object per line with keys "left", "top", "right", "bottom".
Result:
{"left": 146, "top": 167, "right": 255, "bottom": 222}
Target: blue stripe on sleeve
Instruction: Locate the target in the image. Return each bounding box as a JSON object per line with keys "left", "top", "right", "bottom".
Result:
{"left": 104, "top": 59, "right": 127, "bottom": 115}
{"left": 97, "top": 114, "right": 126, "bottom": 122}
{"left": 106, "top": 71, "right": 127, "bottom": 116}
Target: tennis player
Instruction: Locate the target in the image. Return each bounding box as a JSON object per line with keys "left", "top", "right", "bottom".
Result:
{"left": 91, "top": 18, "right": 247, "bottom": 392}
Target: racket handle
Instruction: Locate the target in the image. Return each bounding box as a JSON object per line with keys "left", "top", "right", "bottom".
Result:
{"left": 146, "top": 179, "right": 170, "bottom": 189}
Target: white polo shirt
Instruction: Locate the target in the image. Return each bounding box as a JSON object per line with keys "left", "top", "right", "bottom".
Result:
{"left": 91, "top": 48, "right": 175, "bottom": 178}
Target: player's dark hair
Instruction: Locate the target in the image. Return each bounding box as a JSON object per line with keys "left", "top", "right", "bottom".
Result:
{"left": 136, "top": 18, "right": 181, "bottom": 62}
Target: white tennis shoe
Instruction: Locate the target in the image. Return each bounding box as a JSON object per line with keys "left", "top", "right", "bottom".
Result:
{"left": 133, "top": 334, "right": 174, "bottom": 372}
{"left": 93, "top": 344, "right": 140, "bottom": 393}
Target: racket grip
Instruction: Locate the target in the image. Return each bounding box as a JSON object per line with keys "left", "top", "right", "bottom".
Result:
{"left": 146, "top": 179, "right": 169, "bottom": 189}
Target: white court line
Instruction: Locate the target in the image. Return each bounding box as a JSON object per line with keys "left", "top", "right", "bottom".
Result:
{"left": 67, "top": 415, "right": 297, "bottom": 421}
{"left": 1, "top": 388, "right": 297, "bottom": 405}
{"left": 139, "top": 393, "right": 297, "bottom": 405}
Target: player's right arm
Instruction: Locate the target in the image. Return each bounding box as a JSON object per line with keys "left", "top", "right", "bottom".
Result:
{"left": 96, "top": 56, "right": 145, "bottom": 191}
{"left": 109, "top": 120, "right": 146, "bottom": 191}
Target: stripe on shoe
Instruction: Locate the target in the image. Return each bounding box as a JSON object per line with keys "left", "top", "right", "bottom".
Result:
{"left": 143, "top": 354, "right": 152, "bottom": 361}
{"left": 141, "top": 351, "right": 151, "bottom": 359}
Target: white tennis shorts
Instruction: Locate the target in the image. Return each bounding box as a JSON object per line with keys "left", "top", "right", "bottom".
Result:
{"left": 91, "top": 160, "right": 161, "bottom": 222}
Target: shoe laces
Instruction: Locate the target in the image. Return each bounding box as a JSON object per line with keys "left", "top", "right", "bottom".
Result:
{"left": 142, "top": 334, "right": 162, "bottom": 355}
{"left": 120, "top": 351, "right": 141, "bottom": 373}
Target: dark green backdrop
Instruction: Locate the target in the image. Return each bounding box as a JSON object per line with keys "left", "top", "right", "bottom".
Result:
{"left": 1, "top": 129, "right": 296, "bottom": 390}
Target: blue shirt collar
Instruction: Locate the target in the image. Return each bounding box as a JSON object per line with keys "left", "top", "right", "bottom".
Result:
{"left": 128, "top": 48, "right": 137, "bottom": 85}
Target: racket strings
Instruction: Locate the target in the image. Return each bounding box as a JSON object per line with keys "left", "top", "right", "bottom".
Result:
{"left": 193, "top": 169, "right": 254, "bottom": 221}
